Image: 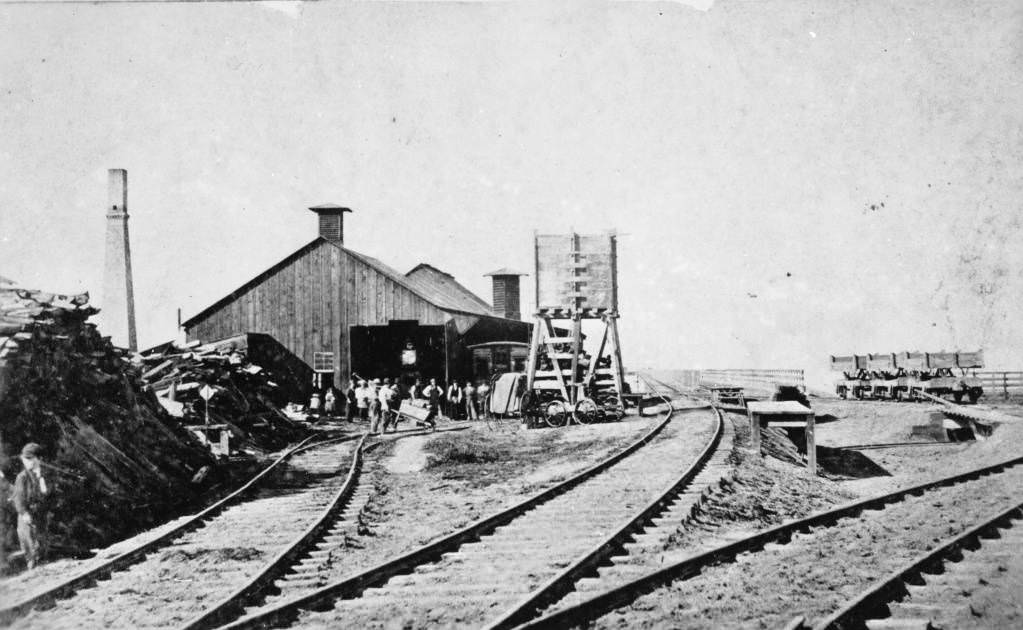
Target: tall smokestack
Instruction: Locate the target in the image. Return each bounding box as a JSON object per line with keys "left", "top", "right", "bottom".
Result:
{"left": 484, "top": 268, "right": 527, "bottom": 320}
{"left": 101, "top": 169, "right": 137, "bottom": 351}
{"left": 309, "top": 203, "right": 353, "bottom": 244}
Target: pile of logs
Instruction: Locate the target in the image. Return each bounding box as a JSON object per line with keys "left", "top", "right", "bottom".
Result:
{"left": 139, "top": 335, "right": 307, "bottom": 452}
{"left": 0, "top": 280, "right": 216, "bottom": 553}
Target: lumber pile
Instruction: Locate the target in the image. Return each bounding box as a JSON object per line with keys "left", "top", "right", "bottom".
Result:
{"left": 139, "top": 335, "right": 308, "bottom": 453}
{"left": 0, "top": 280, "right": 216, "bottom": 553}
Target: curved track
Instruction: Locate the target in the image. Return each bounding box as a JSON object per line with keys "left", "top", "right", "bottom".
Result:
{"left": 7, "top": 435, "right": 368, "bottom": 629}
{"left": 0, "top": 433, "right": 347, "bottom": 625}
{"left": 516, "top": 433, "right": 1023, "bottom": 629}
{"left": 216, "top": 395, "right": 728, "bottom": 630}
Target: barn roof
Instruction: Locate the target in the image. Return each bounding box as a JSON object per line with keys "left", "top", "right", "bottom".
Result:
{"left": 183, "top": 238, "right": 498, "bottom": 327}
{"left": 405, "top": 264, "right": 495, "bottom": 316}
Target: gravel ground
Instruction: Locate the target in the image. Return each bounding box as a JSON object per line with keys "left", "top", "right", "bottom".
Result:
{"left": 7, "top": 442, "right": 356, "bottom": 629}
{"left": 812, "top": 400, "right": 1023, "bottom": 495}
{"left": 286, "top": 415, "right": 666, "bottom": 585}
{"left": 590, "top": 406, "right": 1023, "bottom": 630}
{"left": 289, "top": 410, "right": 716, "bottom": 629}
{"left": 236, "top": 413, "right": 672, "bottom": 620}
{"left": 663, "top": 413, "right": 856, "bottom": 552}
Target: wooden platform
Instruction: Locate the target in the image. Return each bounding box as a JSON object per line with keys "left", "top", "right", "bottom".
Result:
{"left": 746, "top": 401, "right": 816, "bottom": 475}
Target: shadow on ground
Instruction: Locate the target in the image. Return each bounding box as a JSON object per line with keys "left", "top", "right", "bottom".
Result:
{"left": 815, "top": 446, "right": 891, "bottom": 479}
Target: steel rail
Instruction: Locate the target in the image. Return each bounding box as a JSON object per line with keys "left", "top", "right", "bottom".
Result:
{"left": 800, "top": 499, "right": 1023, "bottom": 630}
{"left": 513, "top": 453, "right": 1023, "bottom": 630}
{"left": 219, "top": 406, "right": 680, "bottom": 630}
{"left": 835, "top": 440, "right": 965, "bottom": 451}
{"left": 485, "top": 383, "right": 725, "bottom": 629}
{"left": 179, "top": 432, "right": 372, "bottom": 630}
{"left": 0, "top": 432, "right": 356, "bottom": 625}
{"left": 182, "top": 421, "right": 477, "bottom": 628}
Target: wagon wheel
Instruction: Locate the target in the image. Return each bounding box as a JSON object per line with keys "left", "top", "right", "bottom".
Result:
{"left": 544, "top": 400, "right": 571, "bottom": 428}
{"left": 573, "top": 397, "right": 603, "bottom": 425}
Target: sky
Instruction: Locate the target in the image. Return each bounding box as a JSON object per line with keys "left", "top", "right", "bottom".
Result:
{"left": 0, "top": 0, "right": 1020, "bottom": 388}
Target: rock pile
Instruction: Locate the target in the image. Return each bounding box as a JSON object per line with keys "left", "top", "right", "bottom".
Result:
{"left": 0, "top": 280, "right": 216, "bottom": 554}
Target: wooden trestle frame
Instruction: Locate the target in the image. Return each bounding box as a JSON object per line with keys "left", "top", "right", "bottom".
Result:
{"left": 525, "top": 231, "right": 626, "bottom": 413}
{"left": 524, "top": 311, "right": 626, "bottom": 408}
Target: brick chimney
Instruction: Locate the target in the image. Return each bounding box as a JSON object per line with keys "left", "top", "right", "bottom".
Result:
{"left": 309, "top": 204, "right": 352, "bottom": 244}
{"left": 100, "top": 169, "right": 138, "bottom": 351}
{"left": 484, "top": 268, "right": 527, "bottom": 320}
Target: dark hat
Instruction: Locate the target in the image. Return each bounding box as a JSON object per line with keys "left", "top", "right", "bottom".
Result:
{"left": 21, "top": 442, "right": 42, "bottom": 458}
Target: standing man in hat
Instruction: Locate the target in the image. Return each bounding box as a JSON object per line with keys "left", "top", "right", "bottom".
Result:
{"left": 12, "top": 443, "right": 49, "bottom": 570}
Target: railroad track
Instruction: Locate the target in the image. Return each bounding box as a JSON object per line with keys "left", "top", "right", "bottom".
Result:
{"left": 515, "top": 434, "right": 1023, "bottom": 629}
{"left": 789, "top": 499, "right": 1023, "bottom": 630}
{"left": 215, "top": 387, "right": 730, "bottom": 630}
{"left": 0, "top": 432, "right": 336, "bottom": 625}
{"left": 1, "top": 425, "right": 461, "bottom": 629}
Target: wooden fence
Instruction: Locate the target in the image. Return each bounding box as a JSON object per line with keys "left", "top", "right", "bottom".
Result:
{"left": 699, "top": 369, "right": 805, "bottom": 393}
{"left": 974, "top": 371, "right": 1023, "bottom": 399}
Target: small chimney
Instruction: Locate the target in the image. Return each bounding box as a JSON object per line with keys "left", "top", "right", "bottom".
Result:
{"left": 484, "top": 268, "right": 527, "bottom": 320}
{"left": 309, "top": 204, "right": 352, "bottom": 244}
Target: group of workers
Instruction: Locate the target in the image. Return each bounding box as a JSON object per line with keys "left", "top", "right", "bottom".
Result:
{"left": 309, "top": 377, "right": 492, "bottom": 434}
{"left": 1, "top": 442, "right": 50, "bottom": 572}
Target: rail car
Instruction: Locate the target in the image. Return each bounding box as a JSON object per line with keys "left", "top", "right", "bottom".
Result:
{"left": 830, "top": 350, "right": 984, "bottom": 403}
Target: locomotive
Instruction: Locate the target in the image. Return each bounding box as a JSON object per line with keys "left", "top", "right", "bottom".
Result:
{"left": 830, "top": 350, "right": 984, "bottom": 403}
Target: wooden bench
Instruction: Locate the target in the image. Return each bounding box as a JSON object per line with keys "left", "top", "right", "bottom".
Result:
{"left": 746, "top": 401, "right": 816, "bottom": 475}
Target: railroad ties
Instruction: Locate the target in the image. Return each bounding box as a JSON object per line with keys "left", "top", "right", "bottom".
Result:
{"left": 212, "top": 398, "right": 732, "bottom": 630}
{"left": 283, "top": 410, "right": 718, "bottom": 629}
{"left": 4, "top": 438, "right": 364, "bottom": 630}
{"left": 518, "top": 430, "right": 1023, "bottom": 630}
{"left": 550, "top": 413, "right": 735, "bottom": 608}
{"left": 806, "top": 501, "right": 1023, "bottom": 630}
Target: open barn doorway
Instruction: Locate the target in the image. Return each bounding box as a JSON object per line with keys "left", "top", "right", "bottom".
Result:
{"left": 349, "top": 320, "right": 446, "bottom": 388}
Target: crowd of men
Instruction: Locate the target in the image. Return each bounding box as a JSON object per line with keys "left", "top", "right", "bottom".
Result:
{"left": 308, "top": 377, "right": 492, "bottom": 435}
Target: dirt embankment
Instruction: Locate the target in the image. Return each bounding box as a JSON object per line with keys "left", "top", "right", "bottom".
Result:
{"left": 592, "top": 402, "right": 1023, "bottom": 629}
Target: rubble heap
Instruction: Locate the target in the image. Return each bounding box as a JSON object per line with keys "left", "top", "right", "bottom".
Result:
{"left": 140, "top": 335, "right": 308, "bottom": 453}
{"left": 0, "top": 280, "right": 215, "bottom": 553}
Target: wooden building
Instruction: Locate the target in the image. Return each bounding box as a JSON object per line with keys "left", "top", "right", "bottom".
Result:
{"left": 182, "top": 205, "right": 530, "bottom": 392}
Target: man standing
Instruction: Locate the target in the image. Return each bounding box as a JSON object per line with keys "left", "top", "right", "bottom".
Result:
{"left": 344, "top": 379, "right": 357, "bottom": 422}
{"left": 378, "top": 379, "right": 393, "bottom": 434}
{"left": 12, "top": 443, "right": 48, "bottom": 570}
{"left": 0, "top": 469, "right": 11, "bottom": 572}
{"left": 323, "top": 387, "right": 337, "bottom": 418}
{"left": 421, "top": 378, "right": 442, "bottom": 430}
{"left": 355, "top": 380, "right": 370, "bottom": 421}
{"left": 446, "top": 381, "right": 462, "bottom": 420}
{"left": 477, "top": 379, "right": 491, "bottom": 419}
{"left": 463, "top": 380, "right": 478, "bottom": 421}
{"left": 368, "top": 379, "right": 383, "bottom": 434}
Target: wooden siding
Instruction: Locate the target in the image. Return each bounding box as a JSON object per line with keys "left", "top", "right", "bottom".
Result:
{"left": 186, "top": 241, "right": 449, "bottom": 386}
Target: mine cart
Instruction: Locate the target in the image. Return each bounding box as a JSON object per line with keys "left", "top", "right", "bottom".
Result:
{"left": 830, "top": 355, "right": 870, "bottom": 399}
{"left": 954, "top": 351, "right": 984, "bottom": 403}
{"left": 867, "top": 353, "right": 902, "bottom": 400}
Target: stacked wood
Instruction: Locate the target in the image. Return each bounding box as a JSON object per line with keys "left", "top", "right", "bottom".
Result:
{"left": 0, "top": 282, "right": 216, "bottom": 554}
{"left": 139, "top": 335, "right": 308, "bottom": 453}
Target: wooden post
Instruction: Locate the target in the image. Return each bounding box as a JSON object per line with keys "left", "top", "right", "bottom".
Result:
{"left": 606, "top": 314, "right": 626, "bottom": 408}
{"left": 569, "top": 315, "right": 582, "bottom": 404}
{"left": 525, "top": 314, "right": 543, "bottom": 392}
{"left": 805, "top": 412, "right": 816, "bottom": 476}
{"left": 219, "top": 429, "right": 230, "bottom": 456}
{"left": 1004, "top": 372, "right": 1009, "bottom": 400}
{"left": 748, "top": 409, "right": 761, "bottom": 452}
